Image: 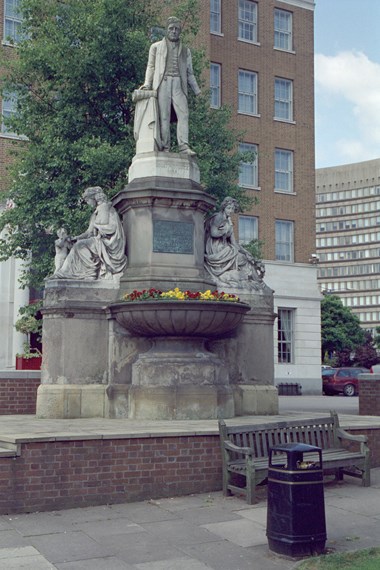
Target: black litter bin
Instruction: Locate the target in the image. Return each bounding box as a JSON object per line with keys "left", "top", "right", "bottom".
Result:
{"left": 266, "top": 442, "right": 327, "bottom": 557}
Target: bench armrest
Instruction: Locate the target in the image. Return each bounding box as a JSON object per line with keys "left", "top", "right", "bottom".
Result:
{"left": 223, "top": 440, "right": 254, "bottom": 456}
{"left": 336, "top": 427, "right": 370, "bottom": 455}
{"left": 336, "top": 427, "right": 368, "bottom": 444}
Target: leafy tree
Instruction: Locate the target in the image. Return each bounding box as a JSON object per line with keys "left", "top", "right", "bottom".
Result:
{"left": 354, "top": 331, "right": 379, "bottom": 369}
{"left": 321, "top": 294, "right": 365, "bottom": 363}
{"left": 373, "top": 326, "right": 380, "bottom": 350}
{"left": 0, "top": 0, "right": 248, "bottom": 289}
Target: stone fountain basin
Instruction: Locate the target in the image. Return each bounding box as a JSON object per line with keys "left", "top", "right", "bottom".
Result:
{"left": 110, "top": 300, "right": 250, "bottom": 337}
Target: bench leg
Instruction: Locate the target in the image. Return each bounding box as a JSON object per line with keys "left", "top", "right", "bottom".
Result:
{"left": 222, "top": 468, "right": 233, "bottom": 497}
{"left": 362, "top": 459, "right": 371, "bottom": 487}
{"left": 335, "top": 468, "right": 344, "bottom": 482}
{"left": 246, "top": 458, "right": 256, "bottom": 505}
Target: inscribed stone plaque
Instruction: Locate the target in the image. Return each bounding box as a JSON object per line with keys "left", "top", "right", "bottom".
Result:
{"left": 153, "top": 220, "right": 194, "bottom": 254}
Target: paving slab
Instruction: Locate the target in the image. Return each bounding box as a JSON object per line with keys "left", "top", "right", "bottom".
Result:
{"left": 56, "top": 556, "right": 133, "bottom": 569}
{"left": 134, "top": 558, "right": 211, "bottom": 570}
{"left": 98, "top": 532, "right": 184, "bottom": 566}
{"left": 28, "top": 530, "right": 112, "bottom": 565}
{"left": 140, "top": 519, "right": 222, "bottom": 547}
{"left": 0, "top": 546, "right": 55, "bottom": 569}
{"left": 201, "top": 518, "right": 267, "bottom": 548}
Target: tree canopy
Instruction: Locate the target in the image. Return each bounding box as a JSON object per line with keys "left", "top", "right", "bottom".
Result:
{"left": 0, "top": 0, "right": 249, "bottom": 288}
{"left": 321, "top": 294, "right": 365, "bottom": 364}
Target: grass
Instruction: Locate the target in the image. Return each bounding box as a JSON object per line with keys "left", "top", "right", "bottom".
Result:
{"left": 297, "top": 548, "right": 380, "bottom": 569}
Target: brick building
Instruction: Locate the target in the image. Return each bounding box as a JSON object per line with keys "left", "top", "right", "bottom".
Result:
{"left": 0, "top": 0, "right": 28, "bottom": 369}
{"left": 0, "top": 0, "right": 321, "bottom": 393}
{"left": 198, "top": 0, "right": 321, "bottom": 393}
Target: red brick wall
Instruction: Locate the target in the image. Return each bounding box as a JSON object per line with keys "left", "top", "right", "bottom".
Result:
{"left": 0, "top": 425, "right": 378, "bottom": 515}
{"left": 359, "top": 379, "right": 380, "bottom": 416}
{"left": 0, "top": 436, "right": 223, "bottom": 514}
{"left": 0, "top": 376, "right": 40, "bottom": 414}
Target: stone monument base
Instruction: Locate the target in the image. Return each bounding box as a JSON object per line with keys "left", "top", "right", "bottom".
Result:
{"left": 36, "top": 384, "right": 107, "bottom": 419}
{"left": 129, "top": 385, "right": 235, "bottom": 420}
{"left": 129, "top": 337, "right": 234, "bottom": 420}
{"left": 233, "top": 385, "right": 279, "bottom": 416}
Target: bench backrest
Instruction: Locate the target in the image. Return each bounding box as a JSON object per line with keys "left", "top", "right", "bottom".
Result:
{"left": 219, "top": 413, "right": 340, "bottom": 459}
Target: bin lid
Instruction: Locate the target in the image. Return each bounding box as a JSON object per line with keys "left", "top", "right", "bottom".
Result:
{"left": 270, "top": 443, "right": 321, "bottom": 453}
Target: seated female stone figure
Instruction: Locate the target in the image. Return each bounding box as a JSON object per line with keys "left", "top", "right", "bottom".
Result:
{"left": 204, "top": 196, "right": 265, "bottom": 290}
{"left": 51, "top": 186, "right": 127, "bottom": 281}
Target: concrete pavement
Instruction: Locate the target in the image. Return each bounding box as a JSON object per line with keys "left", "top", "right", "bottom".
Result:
{"left": 0, "top": 468, "right": 380, "bottom": 569}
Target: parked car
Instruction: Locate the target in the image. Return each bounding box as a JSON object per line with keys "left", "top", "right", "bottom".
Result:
{"left": 370, "top": 364, "right": 380, "bottom": 373}
{"left": 322, "top": 367, "right": 369, "bottom": 397}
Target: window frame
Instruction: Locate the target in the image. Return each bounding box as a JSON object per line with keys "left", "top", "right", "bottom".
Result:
{"left": 4, "top": 0, "right": 22, "bottom": 44}
{"left": 238, "top": 69, "right": 258, "bottom": 116}
{"left": 275, "top": 219, "right": 294, "bottom": 262}
{"left": 274, "top": 8, "right": 293, "bottom": 51}
{"left": 239, "top": 142, "right": 258, "bottom": 188}
{"left": 277, "top": 308, "right": 295, "bottom": 364}
{"left": 238, "top": 0, "right": 258, "bottom": 44}
{"left": 275, "top": 148, "right": 294, "bottom": 193}
{"left": 238, "top": 215, "right": 258, "bottom": 246}
{"left": 1, "top": 90, "right": 18, "bottom": 135}
{"left": 274, "top": 77, "right": 293, "bottom": 122}
{"left": 210, "top": 0, "right": 222, "bottom": 34}
{"left": 210, "top": 62, "right": 221, "bottom": 109}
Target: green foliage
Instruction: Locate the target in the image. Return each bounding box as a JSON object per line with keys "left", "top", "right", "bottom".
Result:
{"left": 14, "top": 300, "right": 43, "bottom": 337}
{"left": 321, "top": 294, "right": 365, "bottom": 360}
{"left": 354, "top": 330, "right": 379, "bottom": 368}
{"left": 241, "top": 239, "right": 264, "bottom": 261}
{"left": 16, "top": 342, "right": 42, "bottom": 359}
{"left": 0, "top": 0, "right": 248, "bottom": 289}
{"left": 374, "top": 326, "right": 380, "bottom": 350}
{"left": 297, "top": 547, "right": 380, "bottom": 570}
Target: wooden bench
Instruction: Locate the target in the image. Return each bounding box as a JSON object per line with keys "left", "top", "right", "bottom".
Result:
{"left": 218, "top": 411, "right": 371, "bottom": 504}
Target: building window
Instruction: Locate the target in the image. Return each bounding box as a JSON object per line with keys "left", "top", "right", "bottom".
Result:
{"left": 275, "top": 220, "right": 294, "bottom": 262}
{"left": 274, "top": 77, "right": 293, "bottom": 121}
{"left": 239, "top": 142, "right": 258, "bottom": 187}
{"left": 239, "top": 215, "right": 258, "bottom": 245}
{"left": 274, "top": 9, "right": 293, "bottom": 51}
{"left": 238, "top": 0, "right": 257, "bottom": 43}
{"left": 277, "top": 308, "right": 294, "bottom": 363}
{"left": 210, "top": 0, "right": 221, "bottom": 34}
{"left": 275, "top": 149, "right": 293, "bottom": 193}
{"left": 4, "top": 0, "right": 22, "bottom": 43}
{"left": 1, "top": 91, "right": 18, "bottom": 134}
{"left": 210, "top": 63, "right": 221, "bottom": 108}
{"left": 238, "top": 70, "right": 257, "bottom": 115}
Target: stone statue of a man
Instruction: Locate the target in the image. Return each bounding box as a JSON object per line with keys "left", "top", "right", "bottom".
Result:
{"left": 141, "top": 16, "right": 201, "bottom": 156}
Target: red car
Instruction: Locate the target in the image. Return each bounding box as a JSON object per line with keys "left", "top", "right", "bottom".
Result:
{"left": 322, "top": 367, "right": 369, "bottom": 397}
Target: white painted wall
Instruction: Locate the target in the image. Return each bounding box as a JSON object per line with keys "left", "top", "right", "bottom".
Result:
{"left": 0, "top": 254, "right": 29, "bottom": 369}
{"left": 264, "top": 261, "right": 322, "bottom": 395}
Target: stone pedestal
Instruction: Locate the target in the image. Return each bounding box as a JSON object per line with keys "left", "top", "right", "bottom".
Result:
{"left": 110, "top": 299, "right": 249, "bottom": 419}
{"left": 129, "top": 338, "right": 232, "bottom": 420}
{"left": 209, "top": 288, "right": 279, "bottom": 415}
{"left": 112, "top": 152, "right": 216, "bottom": 293}
{"left": 36, "top": 280, "right": 118, "bottom": 419}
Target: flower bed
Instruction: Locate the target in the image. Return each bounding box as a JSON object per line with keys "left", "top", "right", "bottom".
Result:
{"left": 122, "top": 287, "right": 240, "bottom": 302}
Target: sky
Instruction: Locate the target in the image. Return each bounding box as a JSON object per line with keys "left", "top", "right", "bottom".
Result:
{"left": 314, "top": 0, "right": 380, "bottom": 169}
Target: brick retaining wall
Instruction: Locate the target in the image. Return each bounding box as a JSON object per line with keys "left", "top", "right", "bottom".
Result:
{"left": 0, "top": 426, "right": 379, "bottom": 515}
{"left": 0, "top": 435, "right": 222, "bottom": 514}
{"left": 359, "top": 376, "right": 380, "bottom": 416}
{"left": 0, "top": 372, "right": 40, "bottom": 415}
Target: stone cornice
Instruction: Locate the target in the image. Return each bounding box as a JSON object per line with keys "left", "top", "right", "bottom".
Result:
{"left": 278, "top": 0, "right": 315, "bottom": 11}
